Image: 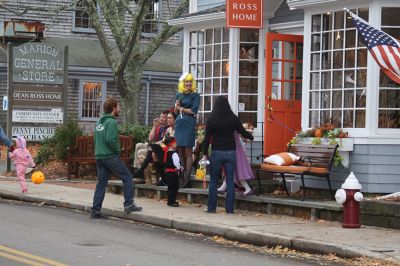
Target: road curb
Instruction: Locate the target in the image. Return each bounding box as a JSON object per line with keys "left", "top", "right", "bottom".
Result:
{"left": 0, "top": 191, "right": 388, "bottom": 260}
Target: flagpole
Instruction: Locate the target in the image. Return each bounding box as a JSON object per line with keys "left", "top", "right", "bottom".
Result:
{"left": 343, "top": 8, "right": 369, "bottom": 25}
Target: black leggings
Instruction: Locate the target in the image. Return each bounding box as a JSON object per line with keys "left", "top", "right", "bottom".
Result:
{"left": 165, "top": 172, "right": 179, "bottom": 204}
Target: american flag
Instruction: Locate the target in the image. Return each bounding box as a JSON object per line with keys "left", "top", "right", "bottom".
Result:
{"left": 349, "top": 10, "right": 400, "bottom": 84}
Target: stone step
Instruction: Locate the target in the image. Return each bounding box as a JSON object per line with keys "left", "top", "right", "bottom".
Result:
{"left": 107, "top": 180, "right": 343, "bottom": 222}
{"left": 108, "top": 178, "right": 400, "bottom": 229}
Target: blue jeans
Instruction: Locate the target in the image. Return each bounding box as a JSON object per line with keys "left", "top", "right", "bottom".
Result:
{"left": 208, "top": 150, "right": 236, "bottom": 213}
{"left": 0, "top": 127, "right": 11, "bottom": 147}
{"left": 91, "top": 155, "right": 134, "bottom": 213}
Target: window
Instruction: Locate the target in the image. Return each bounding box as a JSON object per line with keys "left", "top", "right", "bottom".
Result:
{"left": 188, "top": 27, "right": 230, "bottom": 124}
{"left": 73, "top": 0, "right": 97, "bottom": 33}
{"left": 142, "top": 0, "right": 160, "bottom": 34}
{"left": 378, "top": 7, "right": 400, "bottom": 128}
{"left": 80, "top": 81, "right": 105, "bottom": 120}
{"left": 238, "top": 29, "right": 259, "bottom": 126}
{"left": 309, "top": 8, "right": 368, "bottom": 129}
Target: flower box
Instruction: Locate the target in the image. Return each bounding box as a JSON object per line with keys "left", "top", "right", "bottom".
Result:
{"left": 296, "top": 137, "right": 354, "bottom": 151}
{"left": 296, "top": 137, "right": 354, "bottom": 168}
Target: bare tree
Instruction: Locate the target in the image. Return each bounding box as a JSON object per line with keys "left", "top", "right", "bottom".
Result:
{"left": 1, "top": 0, "right": 188, "bottom": 123}
{"left": 84, "top": 0, "right": 188, "bottom": 123}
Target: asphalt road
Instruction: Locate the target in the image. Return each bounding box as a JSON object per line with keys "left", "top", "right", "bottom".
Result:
{"left": 0, "top": 200, "right": 340, "bottom": 266}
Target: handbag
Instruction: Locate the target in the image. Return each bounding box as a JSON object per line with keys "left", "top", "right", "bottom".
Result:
{"left": 196, "top": 158, "right": 209, "bottom": 188}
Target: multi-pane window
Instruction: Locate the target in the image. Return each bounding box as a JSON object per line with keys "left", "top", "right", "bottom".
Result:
{"left": 81, "top": 81, "right": 104, "bottom": 119}
{"left": 238, "top": 29, "right": 259, "bottom": 126}
{"left": 188, "top": 27, "right": 230, "bottom": 124}
{"left": 73, "top": 0, "right": 96, "bottom": 32}
{"left": 143, "top": 0, "right": 160, "bottom": 34}
{"left": 309, "top": 8, "right": 368, "bottom": 128}
{"left": 378, "top": 7, "right": 400, "bottom": 128}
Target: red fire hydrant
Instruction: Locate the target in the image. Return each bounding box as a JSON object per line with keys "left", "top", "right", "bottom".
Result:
{"left": 335, "top": 172, "right": 363, "bottom": 228}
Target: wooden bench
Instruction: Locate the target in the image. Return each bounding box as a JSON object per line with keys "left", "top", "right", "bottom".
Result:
{"left": 256, "top": 143, "right": 339, "bottom": 200}
{"left": 67, "top": 135, "right": 134, "bottom": 177}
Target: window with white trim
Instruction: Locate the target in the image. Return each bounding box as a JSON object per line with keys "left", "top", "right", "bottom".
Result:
{"left": 188, "top": 27, "right": 230, "bottom": 124}
{"left": 80, "top": 80, "right": 105, "bottom": 120}
{"left": 73, "top": 0, "right": 97, "bottom": 33}
{"left": 142, "top": 0, "right": 160, "bottom": 34}
{"left": 238, "top": 29, "right": 259, "bottom": 126}
{"left": 378, "top": 7, "right": 400, "bottom": 128}
{"left": 309, "top": 8, "right": 368, "bottom": 128}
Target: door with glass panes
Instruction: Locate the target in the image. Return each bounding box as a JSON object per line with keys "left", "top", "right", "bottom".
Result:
{"left": 264, "top": 33, "right": 303, "bottom": 155}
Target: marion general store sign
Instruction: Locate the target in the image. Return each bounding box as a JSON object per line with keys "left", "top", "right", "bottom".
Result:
{"left": 226, "top": 0, "right": 263, "bottom": 29}
{"left": 7, "top": 42, "right": 68, "bottom": 145}
{"left": 13, "top": 43, "right": 64, "bottom": 84}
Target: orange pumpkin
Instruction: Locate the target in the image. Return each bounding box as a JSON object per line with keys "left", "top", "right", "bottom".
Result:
{"left": 314, "top": 128, "right": 324, "bottom": 138}
{"left": 31, "top": 171, "right": 45, "bottom": 184}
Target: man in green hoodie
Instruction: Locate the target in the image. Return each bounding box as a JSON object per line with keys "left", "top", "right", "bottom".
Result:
{"left": 90, "top": 98, "right": 142, "bottom": 219}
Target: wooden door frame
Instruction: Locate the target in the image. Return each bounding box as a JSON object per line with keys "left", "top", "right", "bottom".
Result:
{"left": 264, "top": 33, "right": 304, "bottom": 155}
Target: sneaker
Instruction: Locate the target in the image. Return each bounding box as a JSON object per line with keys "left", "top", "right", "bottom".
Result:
{"left": 124, "top": 203, "right": 143, "bottom": 214}
{"left": 167, "top": 202, "right": 179, "bottom": 207}
{"left": 22, "top": 189, "right": 28, "bottom": 193}
{"left": 90, "top": 212, "right": 109, "bottom": 219}
{"left": 203, "top": 208, "right": 216, "bottom": 213}
{"left": 156, "top": 180, "right": 167, "bottom": 186}
{"left": 242, "top": 190, "right": 254, "bottom": 196}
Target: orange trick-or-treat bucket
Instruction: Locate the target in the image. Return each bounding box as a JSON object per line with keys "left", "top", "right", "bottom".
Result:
{"left": 31, "top": 171, "right": 45, "bottom": 184}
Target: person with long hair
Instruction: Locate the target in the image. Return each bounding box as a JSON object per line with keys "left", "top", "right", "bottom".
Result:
{"left": 174, "top": 72, "right": 200, "bottom": 188}
{"left": 202, "top": 96, "right": 254, "bottom": 214}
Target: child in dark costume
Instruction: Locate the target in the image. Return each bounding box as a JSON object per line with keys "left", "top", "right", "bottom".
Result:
{"left": 150, "top": 137, "right": 181, "bottom": 207}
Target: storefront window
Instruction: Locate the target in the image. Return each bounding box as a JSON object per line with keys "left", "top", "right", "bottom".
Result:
{"left": 80, "top": 81, "right": 104, "bottom": 120}
{"left": 378, "top": 7, "right": 400, "bottom": 128}
{"left": 238, "top": 29, "right": 259, "bottom": 126}
{"left": 309, "top": 9, "right": 368, "bottom": 128}
{"left": 189, "top": 27, "right": 229, "bottom": 124}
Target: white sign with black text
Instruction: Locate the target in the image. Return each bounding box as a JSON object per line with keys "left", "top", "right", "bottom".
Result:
{"left": 12, "top": 109, "right": 63, "bottom": 124}
{"left": 12, "top": 126, "right": 55, "bottom": 141}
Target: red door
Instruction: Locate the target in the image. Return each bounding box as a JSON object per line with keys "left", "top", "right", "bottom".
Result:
{"left": 264, "top": 33, "right": 303, "bottom": 155}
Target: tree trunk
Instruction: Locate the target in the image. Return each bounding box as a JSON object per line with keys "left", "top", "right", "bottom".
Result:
{"left": 121, "top": 63, "right": 143, "bottom": 124}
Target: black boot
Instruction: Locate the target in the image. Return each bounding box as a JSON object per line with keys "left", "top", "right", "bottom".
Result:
{"left": 133, "top": 151, "right": 152, "bottom": 178}
{"left": 133, "top": 168, "right": 144, "bottom": 179}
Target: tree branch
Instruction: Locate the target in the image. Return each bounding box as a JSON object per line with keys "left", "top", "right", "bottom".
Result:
{"left": 83, "top": 0, "right": 117, "bottom": 72}
{"left": 0, "top": 2, "right": 77, "bottom": 16}
{"left": 99, "top": 0, "right": 127, "bottom": 53}
{"left": 117, "top": 0, "right": 149, "bottom": 75}
{"left": 140, "top": 0, "right": 188, "bottom": 65}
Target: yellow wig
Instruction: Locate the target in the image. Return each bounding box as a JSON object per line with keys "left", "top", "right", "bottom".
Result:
{"left": 178, "top": 72, "right": 197, "bottom": 93}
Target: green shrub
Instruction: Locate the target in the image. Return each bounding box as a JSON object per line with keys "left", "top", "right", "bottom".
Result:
{"left": 118, "top": 123, "right": 151, "bottom": 144}
{"left": 35, "top": 137, "right": 56, "bottom": 164}
{"left": 35, "top": 119, "right": 83, "bottom": 164}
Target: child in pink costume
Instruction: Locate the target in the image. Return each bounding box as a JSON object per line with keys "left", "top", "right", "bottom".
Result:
{"left": 217, "top": 132, "right": 254, "bottom": 196}
{"left": 9, "top": 135, "right": 35, "bottom": 193}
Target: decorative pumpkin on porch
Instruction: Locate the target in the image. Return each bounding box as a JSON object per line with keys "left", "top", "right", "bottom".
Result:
{"left": 314, "top": 128, "right": 325, "bottom": 138}
{"left": 31, "top": 171, "right": 45, "bottom": 184}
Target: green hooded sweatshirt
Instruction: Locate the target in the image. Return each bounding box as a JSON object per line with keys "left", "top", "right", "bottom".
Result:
{"left": 94, "top": 113, "right": 120, "bottom": 159}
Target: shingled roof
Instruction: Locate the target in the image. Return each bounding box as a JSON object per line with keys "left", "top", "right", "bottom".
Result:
{"left": 0, "top": 37, "right": 182, "bottom": 73}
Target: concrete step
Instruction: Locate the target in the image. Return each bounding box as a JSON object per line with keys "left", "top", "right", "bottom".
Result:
{"left": 107, "top": 180, "right": 400, "bottom": 230}
{"left": 107, "top": 180, "right": 343, "bottom": 222}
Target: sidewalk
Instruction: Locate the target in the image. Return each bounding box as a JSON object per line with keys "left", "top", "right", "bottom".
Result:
{"left": 0, "top": 178, "right": 399, "bottom": 264}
